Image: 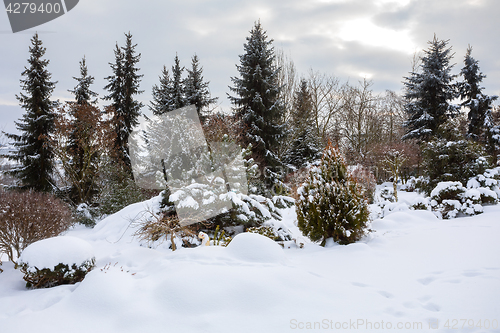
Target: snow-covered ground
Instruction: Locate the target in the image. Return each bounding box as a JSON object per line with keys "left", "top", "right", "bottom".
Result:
{"left": 1, "top": 190, "right": 499, "bottom": 333}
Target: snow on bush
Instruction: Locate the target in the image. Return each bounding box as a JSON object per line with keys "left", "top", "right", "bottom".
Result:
{"left": 225, "top": 232, "right": 286, "bottom": 264}
{"left": 410, "top": 196, "right": 430, "bottom": 210}
{"left": 422, "top": 138, "right": 491, "bottom": 194}
{"left": 378, "top": 186, "right": 396, "bottom": 203}
{"left": 427, "top": 179, "right": 498, "bottom": 219}
{"left": 246, "top": 225, "right": 292, "bottom": 243}
{"left": 430, "top": 181, "right": 467, "bottom": 219}
{"left": 403, "top": 169, "right": 500, "bottom": 220}
{"left": 467, "top": 167, "right": 500, "bottom": 202}
{"left": 400, "top": 176, "right": 427, "bottom": 192}
{"left": 296, "top": 144, "right": 370, "bottom": 246}
{"left": 430, "top": 181, "right": 466, "bottom": 200}
{"left": 18, "top": 236, "right": 95, "bottom": 288}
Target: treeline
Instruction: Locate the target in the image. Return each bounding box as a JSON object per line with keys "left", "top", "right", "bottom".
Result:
{"left": 2, "top": 23, "right": 500, "bottom": 220}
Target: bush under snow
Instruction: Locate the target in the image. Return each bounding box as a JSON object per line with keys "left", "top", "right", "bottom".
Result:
{"left": 424, "top": 176, "right": 499, "bottom": 219}
{"left": 18, "top": 236, "right": 95, "bottom": 288}
{"left": 225, "top": 232, "right": 286, "bottom": 264}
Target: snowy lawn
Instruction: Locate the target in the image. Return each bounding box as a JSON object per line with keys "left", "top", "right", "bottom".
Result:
{"left": 1, "top": 192, "right": 499, "bottom": 333}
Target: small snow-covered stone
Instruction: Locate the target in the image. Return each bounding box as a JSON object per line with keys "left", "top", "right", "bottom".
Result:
{"left": 20, "top": 236, "right": 94, "bottom": 270}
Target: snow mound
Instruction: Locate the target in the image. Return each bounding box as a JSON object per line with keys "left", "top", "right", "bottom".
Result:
{"left": 226, "top": 233, "right": 285, "bottom": 264}
{"left": 19, "top": 236, "right": 94, "bottom": 269}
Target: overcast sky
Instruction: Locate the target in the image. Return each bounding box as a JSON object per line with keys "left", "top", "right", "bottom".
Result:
{"left": 1, "top": 0, "right": 499, "bottom": 136}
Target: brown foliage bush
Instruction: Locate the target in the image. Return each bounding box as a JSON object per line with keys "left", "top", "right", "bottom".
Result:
{"left": 0, "top": 189, "right": 72, "bottom": 262}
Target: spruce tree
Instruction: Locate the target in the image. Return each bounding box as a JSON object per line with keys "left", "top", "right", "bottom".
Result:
{"left": 296, "top": 143, "right": 369, "bottom": 245}
{"left": 103, "top": 32, "right": 144, "bottom": 172}
{"left": 2, "top": 33, "right": 57, "bottom": 192}
{"left": 185, "top": 54, "right": 218, "bottom": 123}
{"left": 69, "top": 57, "right": 97, "bottom": 106}
{"left": 150, "top": 65, "right": 174, "bottom": 116}
{"left": 171, "top": 54, "right": 186, "bottom": 111}
{"left": 285, "top": 79, "right": 321, "bottom": 168}
{"left": 402, "top": 35, "right": 458, "bottom": 142}
{"left": 67, "top": 57, "right": 99, "bottom": 203}
{"left": 459, "top": 46, "right": 498, "bottom": 146}
{"left": 228, "top": 21, "right": 285, "bottom": 184}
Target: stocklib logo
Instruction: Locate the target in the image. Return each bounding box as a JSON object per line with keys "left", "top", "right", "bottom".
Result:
{"left": 129, "top": 105, "right": 249, "bottom": 227}
{"left": 4, "top": 0, "right": 79, "bottom": 33}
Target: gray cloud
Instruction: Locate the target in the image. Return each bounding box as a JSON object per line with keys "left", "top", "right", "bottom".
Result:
{"left": 1, "top": 0, "right": 499, "bottom": 136}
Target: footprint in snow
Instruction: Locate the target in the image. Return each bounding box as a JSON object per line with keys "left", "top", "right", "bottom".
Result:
{"left": 351, "top": 282, "right": 369, "bottom": 288}
{"left": 402, "top": 301, "right": 418, "bottom": 309}
{"left": 418, "top": 295, "right": 432, "bottom": 302}
{"left": 462, "top": 270, "right": 482, "bottom": 277}
{"left": 377, "top": 290, "right": 395, "bottom": 299}
{"left": 422, "top": 302, "right": 441, "bottom": 312}
{"left": 484, "top": 267, "right": 500, "bottom": 271}
{"left": 417, "top": 276, "right": 436, "bottom": 285}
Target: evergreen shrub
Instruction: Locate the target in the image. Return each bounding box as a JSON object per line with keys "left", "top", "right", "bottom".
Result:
{"left": 422, "top": 138, "right": 492, "bottom": 194}
{"left": 20, "top": 259, "right": 95, "bottom": 289}
{"left": 296, "top": 143, "right": 370, "bottom": 245}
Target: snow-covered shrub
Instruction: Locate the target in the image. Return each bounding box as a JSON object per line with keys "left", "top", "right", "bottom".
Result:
{"left": 425, "top": 178, "right": 498, "bottom": 219}
{"left": 411, "top": 197, "right": 430, "bottom": 210}
{"left": 430, "top": 181, "right": 466, "bottom": 202}
{"left": 18, "top": 236, "right": 95, "bottom": 289}
{"left": 465, "top": 187, "right": 497, "bottom": 205}
{"left": 74, "top": 203, "right": 100, "bottom": 227}
{"left": 208, "top": 192, "right": 286, "bottom": 227}
{"left": 0, "top": 190, "right": 72, "bottom": 262}
{"left": 226, "top": 233, "right": 286, "bottom": 264}
{"left": 467, "top": 167, "right": 500, "bottom": 201}
{"left": 379, "top": 187, "right": 396, "bottom": 202}
{"left": 246, "top": 225, "right": 292, "bottom": 242}
{"left": 422, "top": 138, "right": 492, "bottom": 194}
{"left": 461, "top": 189, "right": 484, "bottom": 216}
{"left": 378, "top": 201, "right": 410, "bottom": 218}
{"left": 430, "top": 181, "right": 466, "bottom": 219}
{"left": 401, "top": 176, "right": 427, "bottom": 193}
{"left": 296, "top": 143, "right": 370, "bottom": 246}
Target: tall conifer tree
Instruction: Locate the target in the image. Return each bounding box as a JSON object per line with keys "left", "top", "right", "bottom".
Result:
{"left": 228, "top": 21, "right": 284, "bottom": 180}
{"left": 285, "top": 79, "right": 321, "bottom": 168}
{"left": 150, "top": 66, "right": 174, "bottom": 116}
{"left": 69, "top": 57, "right": 97, "bottom": 106}
{"left": 185, "top": 54, "right": 217, "bottom": 122}
{"left": 171, "top": 54, "right": 186, "bottom": 111}
{"left": 2, "top": 33, "right": 57, "bottom": 192}
{"left": 402, "top": 35, "right": 458, "bottom": 142}
{"left": 459, "top": 46, "right": 498, "bottom": 146}
{"left": 67, "top": 57, "right": 99, "bottom": 203}
{"left": 104, "top": 32, "right": 143, "bottom": 172}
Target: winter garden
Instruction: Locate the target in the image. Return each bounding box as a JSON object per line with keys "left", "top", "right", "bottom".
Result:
{"left": 1, "top": 22, "right": 500, "bottom": 332}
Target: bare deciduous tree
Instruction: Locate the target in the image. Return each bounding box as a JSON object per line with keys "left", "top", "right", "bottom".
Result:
{"left": 308, "top": 70, "right": 343, "bottom": 144}
{"left": 339, "top": 79, "right": 379, "bottom": 164}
